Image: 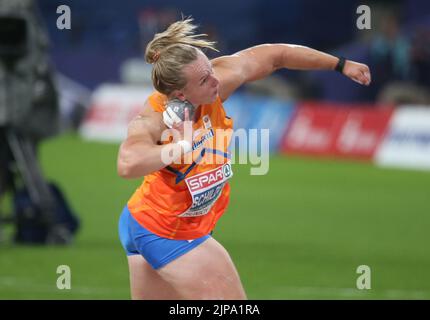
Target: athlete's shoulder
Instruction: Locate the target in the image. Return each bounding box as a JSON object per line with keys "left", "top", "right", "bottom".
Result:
{"left": 127, "top": 97, "right": 164, "bottom": 140}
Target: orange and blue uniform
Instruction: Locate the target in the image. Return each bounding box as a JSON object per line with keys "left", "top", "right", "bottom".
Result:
{"left": 119, "top": 91, "right": 234, "bottom": 269}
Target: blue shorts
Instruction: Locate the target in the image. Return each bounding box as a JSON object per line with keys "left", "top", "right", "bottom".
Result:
{"left": 118, "top": 205, "right": 211, "bottom": 270}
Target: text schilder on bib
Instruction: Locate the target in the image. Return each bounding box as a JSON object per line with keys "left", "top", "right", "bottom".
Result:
{"left": 179, "top": 162, "right": 233, "bottom": 217}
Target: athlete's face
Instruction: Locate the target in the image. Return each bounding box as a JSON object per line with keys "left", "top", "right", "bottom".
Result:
{"left": 178, "top": 51, "right": 219, "bottom": 107}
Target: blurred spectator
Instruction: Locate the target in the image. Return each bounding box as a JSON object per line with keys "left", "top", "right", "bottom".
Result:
{"left": 410, "top": 26, "right": 430, "bottom": 87}
{"left": 367, "top": 8, "right": 430, "bottom": 105}
{"left": 137, "top": 7, "right": 177, "bottom": 53}
{"left": 369, "top": 10, "right": 412, "bottom": 96}
{"left": 377, "top": 25, "right": 430, "bottom": 105}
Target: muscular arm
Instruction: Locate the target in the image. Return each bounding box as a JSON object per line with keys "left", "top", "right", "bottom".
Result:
{"left": 212, "top": 43, "right": 371, "bottom": 101}
{"left": 117, "top": 102, "right": 183, "bottom": 179}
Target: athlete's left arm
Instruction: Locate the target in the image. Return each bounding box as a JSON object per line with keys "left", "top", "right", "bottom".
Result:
{"left": 212, "top": 44, "right": 371, "bottom": 102}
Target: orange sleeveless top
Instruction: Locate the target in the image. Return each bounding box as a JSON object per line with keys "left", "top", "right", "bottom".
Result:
{"left": 127, "top": 91, "right": 234, "bottom": 240}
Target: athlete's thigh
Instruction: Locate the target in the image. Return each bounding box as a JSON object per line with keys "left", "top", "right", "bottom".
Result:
{"left": 127, "top": 255, "right": 182, "bottom": 300}
{"left": 156, "top": 237, "right": 247, "bottom": 300}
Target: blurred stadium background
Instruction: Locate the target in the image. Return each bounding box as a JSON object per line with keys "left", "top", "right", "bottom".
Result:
{"left": 0, "top": 0, "right": 430, "bottom": 299}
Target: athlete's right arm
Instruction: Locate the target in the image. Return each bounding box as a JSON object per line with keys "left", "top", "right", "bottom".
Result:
{"left": 117, "top": 101, "right": 184, "bottom": 179}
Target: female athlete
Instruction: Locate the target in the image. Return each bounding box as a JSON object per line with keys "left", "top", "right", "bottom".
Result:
{"left": 117, "top": 18, "right": 371, "bottom": 300}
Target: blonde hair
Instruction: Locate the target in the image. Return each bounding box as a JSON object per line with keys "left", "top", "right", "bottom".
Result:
{"left": 145, "top": 17, "right": 218, "bottom": 95}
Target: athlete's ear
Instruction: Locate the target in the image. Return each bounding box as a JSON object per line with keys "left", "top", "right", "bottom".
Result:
{"left": 171, "top": 90, "right": 186, "bottom": 101}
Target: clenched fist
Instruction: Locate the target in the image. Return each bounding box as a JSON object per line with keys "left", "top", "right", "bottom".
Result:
{"left": 342, "top": 60, "right": 372, "bottom": 86}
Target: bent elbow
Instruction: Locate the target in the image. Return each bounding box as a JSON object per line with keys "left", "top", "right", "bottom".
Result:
{"left": 117, "top": 158, "right": 150, "bottom": 179}
{"left": 117, "top": 144, "right": 139, "bottom": 179}
{"left": 117, "top": 164, "right": 130, "bottom": 179}
{"left": 117, "top": 158, "right": 135, "bottom": 179}
{"left": 117, "top": 143, "right": 155, "bottom": 179}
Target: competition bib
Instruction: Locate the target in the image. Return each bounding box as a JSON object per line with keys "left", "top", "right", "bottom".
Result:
{"left": 178, "top": 161, "right": 233, "bottom": 217}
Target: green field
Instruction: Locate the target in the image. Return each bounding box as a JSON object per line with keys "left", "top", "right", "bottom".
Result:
{"left": 1, "top": 132, "right": 429, "bottom": 299}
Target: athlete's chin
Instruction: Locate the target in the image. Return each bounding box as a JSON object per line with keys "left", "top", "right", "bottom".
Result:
{"left": 200, "top": 91, "right": 218, "bottom": 105}
{"left": 203, "top": 96, "right": 216, "bottom": 105}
